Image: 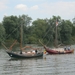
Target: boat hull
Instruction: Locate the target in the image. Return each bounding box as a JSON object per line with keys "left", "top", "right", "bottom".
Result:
{"left": 6, "top": 50, "right": 43, "bottom": 58}
{"left": 44, "top": 46, "right": 74, "bottom": 54}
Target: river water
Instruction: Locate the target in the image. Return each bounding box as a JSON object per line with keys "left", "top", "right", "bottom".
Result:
{"left": 0, "top": 45, "right": 75, "bottom": 75}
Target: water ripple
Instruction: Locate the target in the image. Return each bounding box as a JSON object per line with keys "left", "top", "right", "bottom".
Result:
{"left": 0, "top": 48, "right": 75, "bottom": 75}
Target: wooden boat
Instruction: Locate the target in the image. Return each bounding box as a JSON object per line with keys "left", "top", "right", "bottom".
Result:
{"left": 39, "top": 19, "right": 74, "bottom": 54}
{"left": 5, "top": 50, "right": 43, "bottom": 58}
{"left": 2, "top": 20, "right": 43, "bottom": 58}
{"left": 39, "top": 40, "right": 74, "bottom": 54}
{"left": 2, "top": 43, "right": 43, "bottom": 58}
{"left": 44, "top": 46, "right": 74, "bottom": 54}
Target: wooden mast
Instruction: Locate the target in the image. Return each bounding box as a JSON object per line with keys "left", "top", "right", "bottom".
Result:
{"left": 20, "top": 20, "right": 23, "bottom": 50}
{"left": 55, "top": 19, "right": 58, "bottom": 48}
{"left": 55, "top": 24, "right": 58, "bottom": 47}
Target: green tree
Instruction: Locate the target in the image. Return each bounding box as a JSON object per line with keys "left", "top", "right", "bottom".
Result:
{"left": 2, "top": 14, "right": 75, "bottom": 46}
{"left": 60, "top": 20, "right": 72, "bottom": 45}
{"left": 71, "top": 17, "right": 75, "bottom": 43}
{"left": 32, "top": 19, "right": 47, "bottom": 44}
{"left": 2, "top": 14, "right": 32, "bottom": 44}
{"left": 0, "top": 23, "right": 5, "bottom": 44}
{"left": 3, "top": 15, "right": 19, "bottom": 40}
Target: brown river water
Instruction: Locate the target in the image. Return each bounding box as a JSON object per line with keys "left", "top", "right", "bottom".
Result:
{"left": 0, "top": 45, "right": 75, "bottom": 75}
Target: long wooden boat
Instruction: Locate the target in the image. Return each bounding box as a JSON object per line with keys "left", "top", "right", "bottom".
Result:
{"left": 2, "top": 42, "right": 43, "bottom": 59}
{"left": 44, "top": 46, "right": 74, "bottom": 54}
{"left": 39, "top": 18, "right": 74, "bottom": 54}
{"left": 2, "top": 19, "right": 43, "bottom": 59}
{"left": 6, "top": 50, "right": 43, "bottom": 58}
{"left": 39, "top": 39, "right": 74, "bottom": 55}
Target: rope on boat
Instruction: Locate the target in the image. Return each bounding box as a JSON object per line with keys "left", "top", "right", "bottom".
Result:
{"left": 1, "top": 43, "right": 9, "bottom": 50}
{"left": 9, "top": 40, "right": 17, "bottom": 50}
{"left": 6, "top": 25, "right": 20, "bottom": 39}
{"left": 39, "top": 39, "right": 45, "bottom": 47}
{"left": 1, "top": 40, "right": 17, "bottom": 51}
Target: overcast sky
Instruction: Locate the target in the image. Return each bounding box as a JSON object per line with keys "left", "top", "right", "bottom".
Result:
{"left": 0, "top": 0, "right": 75, "bottom": 22}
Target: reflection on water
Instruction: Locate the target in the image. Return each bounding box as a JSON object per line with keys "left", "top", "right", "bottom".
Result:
{"left": 0, "top": 45, "right": 75, "bottom": 75}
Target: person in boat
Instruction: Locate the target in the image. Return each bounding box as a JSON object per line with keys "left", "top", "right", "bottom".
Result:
{"left": 64, "top": 46, "right": 70, "bottom": 51}
{"left": 67, "top": 46, "right": 70, "bottom": 50}
{"left": 35, "top": 49, "right": 37, "bottom": 53}
{"left": 20, "top": 50, "right": 22, "bottom": 54}
{"left": 64, "top": 47, "right": 67, "bottom": 50}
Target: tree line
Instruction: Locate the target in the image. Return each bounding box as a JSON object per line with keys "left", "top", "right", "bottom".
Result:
{"left": 0, "top": 14, "right": 75, "bottom": 46}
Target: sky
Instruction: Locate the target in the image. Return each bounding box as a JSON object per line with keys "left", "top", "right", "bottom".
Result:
{"left": 0, "top": 0, "right": 75, "bottom": 22}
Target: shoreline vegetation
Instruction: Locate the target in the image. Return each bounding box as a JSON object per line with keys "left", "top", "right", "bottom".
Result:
{"left": 0, "top": 15, "right": 75, "bottom": 47}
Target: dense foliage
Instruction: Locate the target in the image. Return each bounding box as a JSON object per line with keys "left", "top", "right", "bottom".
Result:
{"left": 0, "top": 23, "right": 5, "bottom": 43}
{"left": 0, "top": 14, "right": 75, "bottom": 46}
